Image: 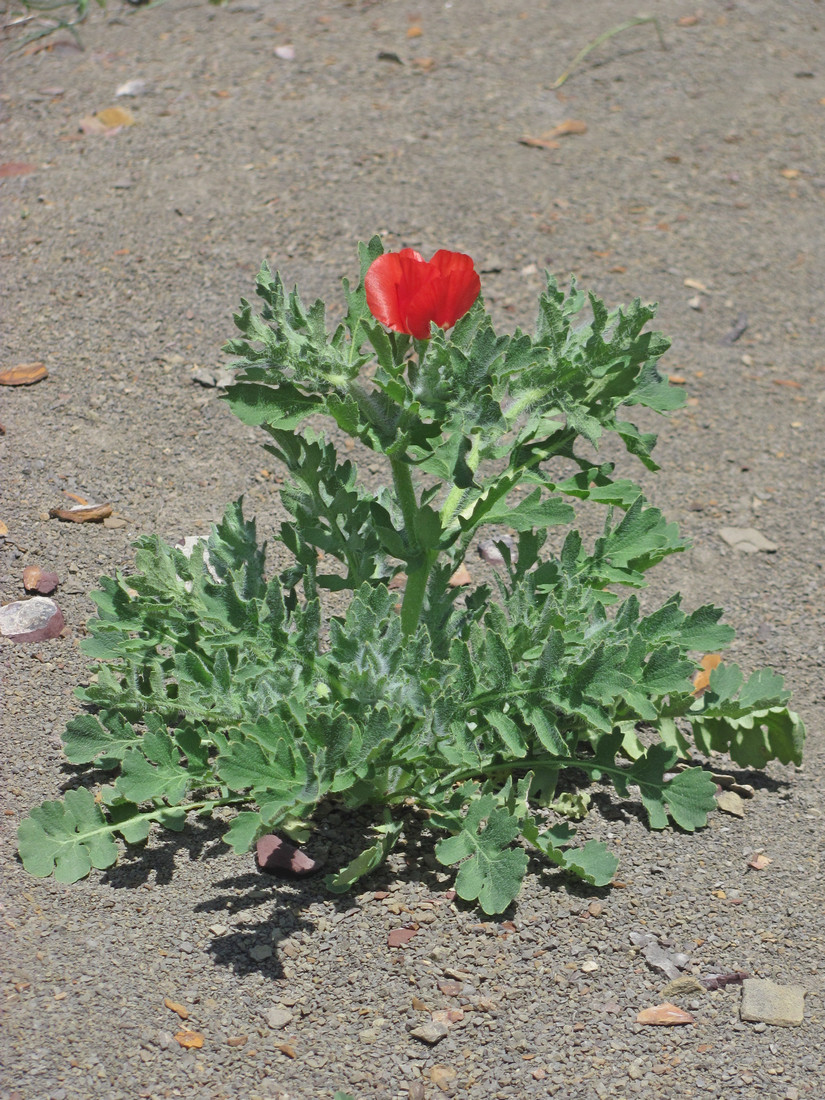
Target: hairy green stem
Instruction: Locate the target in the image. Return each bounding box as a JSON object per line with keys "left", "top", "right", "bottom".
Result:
{"left": 421, "top": 752, "right": 648, "bottom": 801}
{"left": 390, "top": 455, "right": 435, "bottom": 635}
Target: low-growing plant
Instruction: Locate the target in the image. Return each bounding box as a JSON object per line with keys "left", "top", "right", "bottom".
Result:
{"left": 18, "top": 239, "right": 805, "bottom": 913}
{"left": 5, "top": 0, "right": 225, "bottom": 53}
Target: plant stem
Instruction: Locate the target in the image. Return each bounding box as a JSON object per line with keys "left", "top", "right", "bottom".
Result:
{"left": 390, "top": 455, "right": 433, "bottom": 635}
{"left": 552, "top": 15, "right": 667, "bottom": 89}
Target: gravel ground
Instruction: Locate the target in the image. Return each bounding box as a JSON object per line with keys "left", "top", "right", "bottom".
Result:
{"left": 1, "top": 1, "right": 824, "bottom": 1098}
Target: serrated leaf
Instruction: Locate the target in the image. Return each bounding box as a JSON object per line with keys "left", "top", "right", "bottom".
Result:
{"left": 116, "top": 725, "right": 190, "bottom": 806}
{"left": 217, "top": 720, "right": 320, "bottom": 823}
{"left": 522, "top": 817, "right": 618, "bottom": 885}
{"left": 485, "top": 710, "right": 528, "bottom": 758}
{"left": 476, "top": 488, "right": 575, "bottom": 532}
{"left": 62, "top": 712, "right": 140, "bottom": 767}
{"left": 525, "top": 705, "right": 566, "bottom": 755}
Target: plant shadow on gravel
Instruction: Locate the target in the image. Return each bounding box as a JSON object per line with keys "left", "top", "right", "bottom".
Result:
{"left": 98, "top": 814, "right": 231, "bottom": 889}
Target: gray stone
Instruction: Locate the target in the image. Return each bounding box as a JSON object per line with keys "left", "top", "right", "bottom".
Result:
{"left": 719, "top": 526, "right": 778, "bottom": 553}
{"left": 740, "top": 979, "right": 805, "bottom": 1026}
{"left": 0, "top": 597, "right": 64, "bottom": 642}
{"left": 409, "top": 1020, "right": 448, "bottom": 1045}
{"left": 249, "top": 944, "right": 273, "bottom": 962}
{"left": 264, "top": 1007, "right": 293, "bottom": 1029}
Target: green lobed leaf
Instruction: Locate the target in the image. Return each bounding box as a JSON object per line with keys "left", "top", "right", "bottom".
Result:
{"left": 691, "top": 707, "right": 805, "bottom": 769}
{"left": 116, "top": 723, "right": 190, "bottom": 806}
{"left": 435, "top": 794, "right": 528, "bottom": 915}
{"left": 17, "top": 788, "right": 118, "bottom": 883}
{"left": 523, "top": 817, "right": 618, "bottom": 887}
{"left": 223, "top": 810, "right": 266, "bottom": 854}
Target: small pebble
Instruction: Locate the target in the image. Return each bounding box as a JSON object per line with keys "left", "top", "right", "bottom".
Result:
{"left": 264, "top": 1007, "right": 293, "bottom": 1029}
{"left": 409, "top": 1020, "right": 448, "bottom": 1045}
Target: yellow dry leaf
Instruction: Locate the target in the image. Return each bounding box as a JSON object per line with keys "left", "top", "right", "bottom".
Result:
{"left": 0, "top": 362, "right": 48, "bottom": 386}
{"left": 164, "top": 997, "right": 190, "bottom": 1020}
{"left": 96, "top": 107, "right": 135, "bottom": 128}
{"left": 519, "top": 135, "right": 560, "bottom": 150}
{"left": 448, "top": 563, "right": 472, "bottom": 587}
{"left": 636, "top": 1002, "right": 694, "bottom": 1025}
{"left": 692, "top": 653, "right": 722, "bottom": 695}
{"left": 174, "top": 1031, "right": 204, "bottom": 1049}
{"left": 747, "top": 853, "right": 772, "bottom": 871}
{"left": 548, "top": 118, "right": 588, "bottom": 137}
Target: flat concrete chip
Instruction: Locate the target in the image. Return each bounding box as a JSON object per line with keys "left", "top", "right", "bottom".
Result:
{"left": 718, "top": 527, "right": 778, "bottom": 553}
{"left": 740, "top": 979, "right": 806, "bottom": 1026}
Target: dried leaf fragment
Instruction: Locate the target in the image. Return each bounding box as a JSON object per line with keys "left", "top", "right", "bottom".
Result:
{"left": 387, "top": 926, "right": 418, "bottom": 947}
{"left": 519, "top": 135, "right": 560, "bottom": 150}
{"left": 636, "top": 1002, "right": 694, "bottom": 1026}
{"left": 692, "top": 653, "right": 722, "bottom": 695}
{"left": 49, "top": 503, "right": 113, "bottom": 523}
{"left": 0, "top": 162, "right": 38, "bottom": 178}
{"left": 548, "top": 119, "right": 588, "bottom": 137}
{"left": 79, "top": 107, "right": 135, "bottom": 135}
{"left": 96, "top": 107, "right": 135, "bottom": 128}
{"left": 747, "top": 853, "right": 772, "bottom": 871}
{"left": 164, "top": 997, "right": 190, "bottom": 1020}
{"left": 174, "top": 1030, "right": 204, "bottom": 1049}
{"left": 0, "top": 363, "right": 48, "bottom": 386}
{"left": 448, "top": 563, "right": 472, "bottom": 587}
{"left": 716, "top": 789, "right": 746, "bottom": 817}
{"left": 662, "top": 976, "right": 705, "bottom": 1000}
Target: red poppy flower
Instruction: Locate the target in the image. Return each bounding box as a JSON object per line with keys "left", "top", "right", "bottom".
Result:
{"left": 364, "top": 248, "right": 481, "bottom": 340}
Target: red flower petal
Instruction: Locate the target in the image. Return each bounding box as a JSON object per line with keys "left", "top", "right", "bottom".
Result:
{"left": 428, "top": 250, "right": 482, "bottom": 330}
{"left": 364, "top": 248, "right": 480, "bottom": 339}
